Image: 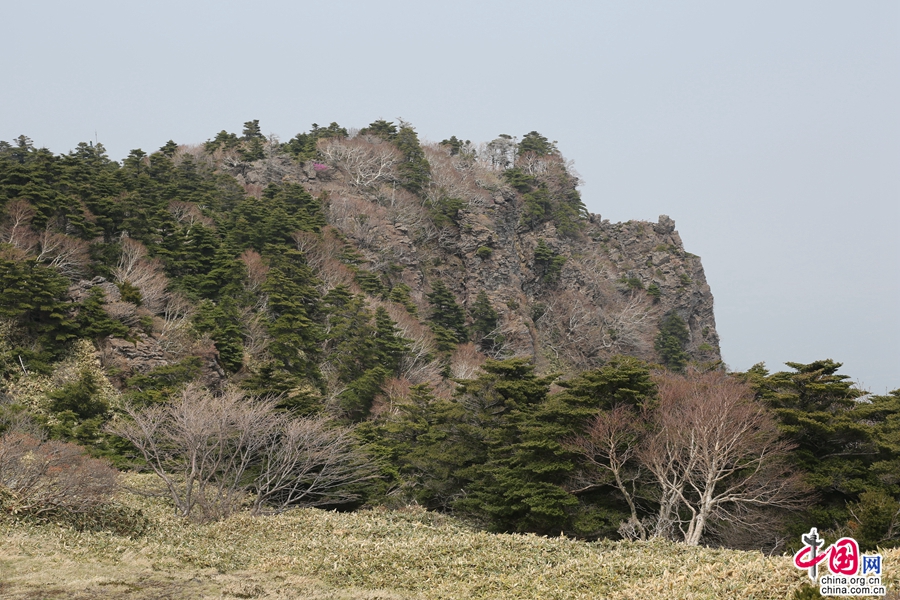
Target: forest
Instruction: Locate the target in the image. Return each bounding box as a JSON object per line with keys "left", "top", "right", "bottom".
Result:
{"left": 0, "top": 120, "right": 898, "bottom": 554}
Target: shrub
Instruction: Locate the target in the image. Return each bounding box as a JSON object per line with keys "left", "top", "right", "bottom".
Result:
{"left": 109, "top": 384, "right": 377, "bottom": 521}
{"left": 0, "top": 432, "right": 118, "bottom": 516}
{"left": 476, "top": 246, "right": 493, "bottom": 259}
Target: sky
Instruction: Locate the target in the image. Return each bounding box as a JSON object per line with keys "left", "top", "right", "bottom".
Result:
{"left": 4, "top": 1, "right": 898, "bottom": 393}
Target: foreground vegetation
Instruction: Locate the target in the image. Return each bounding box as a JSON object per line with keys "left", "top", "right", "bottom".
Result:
{"left": 4, "top": 478, "right": 884, "bottom": 600}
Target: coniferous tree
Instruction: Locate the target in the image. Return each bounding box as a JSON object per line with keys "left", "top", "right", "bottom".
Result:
{"left": 742, "top": 360, "right": 873, "bottom": 539}
{"left": 0, "top": 253, "right": 77, "bottom": 374}
{"left": 518, "top": 131, "right": 556, "bottom": 156}
{"left": 654, "top": 312, "right": 690, "bottom": 372}
{"left": 452, "top": 359, "right": 577, "bottom": 533}
{"left": 285, "top": 122, "right": 348, "bottom": 161}
{"left": 394, "top": 125, "right": 431, "bottom": 195}
{"left": 77, "top": 287, "right": 129, "bottom": 340}
{"left": 470, "top": 290, "right": 499, "bottom": 351}
{"left": 426, "top": 280, "right": 467, "bottom": 351}
{"left": 192, "top": 298, "right": 244, "bottom": 373}
{"left": 372, "top": 306, "right": 410, "bottom": 373}
{"left": 261, "top": 250, "right": 323, "bottom": 387}
{"left": 359, "top": 119, "right": 398, "bottom": 141}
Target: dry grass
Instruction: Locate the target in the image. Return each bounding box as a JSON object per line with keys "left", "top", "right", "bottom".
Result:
{"left": 1, "top": 476, "right": 897, "bottom": 599}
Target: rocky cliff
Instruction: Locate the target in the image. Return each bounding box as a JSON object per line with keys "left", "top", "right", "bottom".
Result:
{"left": 257, "top": 132, "right": 722, "bottom": 376}
{"left": 0, "top": 126, "right": 721, "bottom": 412}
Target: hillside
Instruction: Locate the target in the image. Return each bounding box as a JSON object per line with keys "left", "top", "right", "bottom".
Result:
{"left": 0, "top": 121, "right": 719, "bottom": 402}
{"left": 5, "top": 121, "right": 899, "bottom": 545}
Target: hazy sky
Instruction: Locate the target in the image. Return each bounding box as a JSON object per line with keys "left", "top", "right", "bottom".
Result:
{"left": 4, "top": 1, "right": 898, "bottom": 393}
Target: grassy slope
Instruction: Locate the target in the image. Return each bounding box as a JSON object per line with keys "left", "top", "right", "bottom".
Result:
{"left": 1, "top": 483, "right": 897, "bottom": 600}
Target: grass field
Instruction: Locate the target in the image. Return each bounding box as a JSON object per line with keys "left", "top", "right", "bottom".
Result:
{"left": 1, "top": 480, "right": 897, "bottom": 599}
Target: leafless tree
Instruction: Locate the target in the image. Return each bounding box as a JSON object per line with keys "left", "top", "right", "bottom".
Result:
{"left": 239, "top": 249, "right": 269, "bottom": 294}
{"left": 569, "top": 370, "right": 807, "bottom": 546}
{"left": 155, "top": 292, "right": 195, "bottom": 355}
{"left": 33, "top": 230, "right": 90, "bottom": 279}
{"left": 168, "top": 200, "right": 214, "bottom": 233}
{"left": 382, "top": 303, "right": 441, "bottom": 386}
{"left": 318, "top": 137, "right": 401, "bottom": 188}
{"left": 0, "top": 432, "right": 118, "bottom": 515}
{"left": 480, "top": 136, "right": 517, "bottom": 171}
{"left": 252, "top": 416, "right": 375, "bottom": 514}
{"left": 113, "top": 237, "right": 169, "bottom": 313}
{"left": 641, "top": 370, "right": 807, "bottom": 545}
{"left": 568, "top": 405, "right": 648, "bottom": 539}
{"left": 327, "top": 194, "right": 390, "bottom": 252}
{"left": 449, "top": 342, "right": 486, "bottom": 380}
{"left": 108, "top": 384, "right": 375, "bottom": 521}
{"left": 0, "top": 200, "right": 35, "bottom": 249}
{"left": 538, "top": 288, "right": 656, "bottom": 370}
{"left": 422, "top": 144, "right": 491, "bottom": 212}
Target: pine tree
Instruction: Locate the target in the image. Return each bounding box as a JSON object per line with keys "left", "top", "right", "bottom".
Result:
{"left": 394, "top": 125, "right": 431, "bottom": 194}
{"left": 452, "top": 359, "right": 576, "bottom": 533}
{"left": 654, "top": 312, "right": 690, "bottom": 371}
{"left": 78, "top": 287, "right": 129, "bottom": 339}
{"left": 0, "top": 254, "right": 77, "bottom": 374}
{"left": 470, "top": 290, "right": 499, "bottom": 350}
{"left": 426, "top": 280, "right": 468, "bottom": 350}
{"left": 372, "top": 307, "right": 410, "bottom": 373}
{"left": 743, "top": 360, "right": 874, "bottom": 542}
{"left": 262, "top": 250, "right": 323, "bottom": 386}
{"left": 518, "top": 131, "right": 556, "bottom": 156}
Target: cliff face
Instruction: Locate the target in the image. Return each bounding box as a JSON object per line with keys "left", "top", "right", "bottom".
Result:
{"left": 0, "top": 129, "right": 720, "bottom": 411}
{"left": 276, "top": 137, "right": 721, "bottom": 375}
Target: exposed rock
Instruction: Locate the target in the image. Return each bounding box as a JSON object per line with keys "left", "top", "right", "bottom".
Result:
{"left": 68, "top": 277, "right": 121, "bottom": 303}
{"left": 302, "top": 156, "right": 721, "bottom": 373}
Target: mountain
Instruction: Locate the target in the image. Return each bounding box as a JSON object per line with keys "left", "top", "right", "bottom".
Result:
{"left": 0, "top": 123, "right": 719, "bottom": 412}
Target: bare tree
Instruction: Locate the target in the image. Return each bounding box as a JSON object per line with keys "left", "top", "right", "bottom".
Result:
{"left": 569, "top": 370, "right": 807, "bottom": 546}
{"left": 538, "top": 287, "right": 656, "bottom": 370}
{"left": 155, "top": 292, "right": 196, "bottom": 356}
{"left": 642, "top": 370, "right": 807, "bottom": 545}
{"left": 252, "top": 416, "right": 375, "bottom": 514}
{"left": 168, "top": 200, "right": 214, "bottom": 233}
{"left": 0, "top": 432, "right": 118, "bottom": 515}
{"left": 0, "top": 200, "right": 36, "bottom": 249}
{"left": 113, "top": 237, "right": 169, "bottom": 313}
{"left": 317, "top": 137, "right": 401, "bottom": 188}
{"left": 108, "top": 384, "right": 375, "bottom": 521}
{"left": 33, "top": 230, "right": 90, "bottom": 279}
{"left": 238, "top": 248, "right": 269, "bottom": 294}
{"left": 568, "top": 405, "right": 648, "bottom": 539}
{"left": 449, "top": 342, "right": 486, "bottom": 380}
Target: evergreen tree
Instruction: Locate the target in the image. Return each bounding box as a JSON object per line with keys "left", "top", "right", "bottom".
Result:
{"left": 240, "top": 120, "right": 265, "bottom": 161}
{"left": 285, "top": 122, "right": 348, "bottom": 161}
{"left": 654, "top": 312, "right": 690, "bottom": 371}
{"left": 0, "top": 253, "right": 77, "bottom": 374}
{"left": 394, "top": 125, "right": 431, "bottom": 194}
{"left": 534, "top": 239, "right": 567, "bottom": 283}
{"left": 387, "top": 283, "right": 418, "bottom": 315}
{"left": 372, "top": 306, "right": 410, "bottom": 373}
{"left": 470, "top": 290, "right": 499, "bottom": 351}
{"left": 452, "top": 359, "right": 577, "bottom": 533}
{"left": 77, "top": 287, "right": 129, "bottom": 339}
{"left": 192, "top": 298, "right": 244, "bottom": 373}
{"left": 426, "top": 280, "right": 467, "bottom": 351}
{"left": 518, "top": 131, "right": 556, "bottom": 156}
{"left": 742, "top": 360, "right": 875, "bottom": 543}
{"left": 359, "top": 119, "right": 398, "bottom": 141}
{"left": 261, "top": 250, "right": 323, "bottom": 386}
